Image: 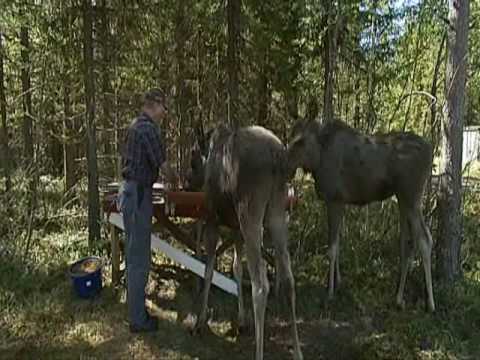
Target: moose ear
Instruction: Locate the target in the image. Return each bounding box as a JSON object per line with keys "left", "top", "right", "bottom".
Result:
{"left": 289, "top": 134, "right": 305, "bottom": 149}
{"left": 291, "top": 119, "right": 306, "bottom": 137}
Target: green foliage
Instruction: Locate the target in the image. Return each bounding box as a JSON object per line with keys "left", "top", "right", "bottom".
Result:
{"left": 467, "top": 0, "right": 480, "bottom": 125}
{"left": 0, "top": 172, "right": 105, "bottom": 264}
{"left": 462, "top": 188, "right": 480, "bottom": 282}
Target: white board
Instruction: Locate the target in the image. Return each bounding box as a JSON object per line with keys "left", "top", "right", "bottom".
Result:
{"left": 108, "top": 212, "right": 238, "bottom": 297}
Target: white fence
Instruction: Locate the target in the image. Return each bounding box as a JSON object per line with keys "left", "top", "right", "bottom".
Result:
{"left": 463, "top": 126, "right": 480, "bottom": 169}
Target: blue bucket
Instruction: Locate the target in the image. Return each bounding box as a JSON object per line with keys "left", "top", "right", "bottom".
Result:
{"left": 69, "top": 256, "right": 103, "bottom": 298}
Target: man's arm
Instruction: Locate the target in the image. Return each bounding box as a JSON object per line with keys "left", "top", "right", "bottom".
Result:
{"left": 142, "top": 124, "right": 178, "bottom": 187}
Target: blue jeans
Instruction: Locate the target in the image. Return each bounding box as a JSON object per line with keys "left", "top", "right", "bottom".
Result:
{"left": 118, "top": 180, "right": 153, "bottom": 327}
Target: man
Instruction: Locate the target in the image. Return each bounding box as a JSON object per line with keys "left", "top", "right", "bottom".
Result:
{"left": 118, "top": 88, "right": 176, "bottom": 333}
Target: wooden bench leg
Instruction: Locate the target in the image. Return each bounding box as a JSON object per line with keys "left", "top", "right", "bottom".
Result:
{"left": 111, "top": 224, "right": 120, "bottom": 286}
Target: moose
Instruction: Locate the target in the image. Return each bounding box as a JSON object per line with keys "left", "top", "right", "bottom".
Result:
{"left": 287, "top": 118, "right": 435, "bottom": 312}
{"left": 191, "top": 124, "right": 303, "bottom": 360}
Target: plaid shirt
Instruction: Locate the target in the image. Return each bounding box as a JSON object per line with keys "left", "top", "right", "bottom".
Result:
{"left": 121, "top": 112, "right": 166, "bottom": 187}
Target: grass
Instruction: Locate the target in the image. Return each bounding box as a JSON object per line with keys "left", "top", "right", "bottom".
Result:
{"left": 1, "top": 228, "right": 480, "bottom": 360}
{"left": 1, "top": 173, "right": 480, "bottom": 359}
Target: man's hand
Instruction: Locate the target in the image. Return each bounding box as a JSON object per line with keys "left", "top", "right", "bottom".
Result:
{"left": 161, "top": 162, "right": 179, "bottom": 190}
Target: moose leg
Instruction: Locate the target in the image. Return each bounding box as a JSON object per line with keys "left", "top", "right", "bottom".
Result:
{"left": 274, "top": 252, "right": 281, "bottom": 299}
{"left": 244, "top": 226, "right": 268, "bottom": 360}
{"left": 420, "top": 214, "right": 435, "bottom": 312}
{"left": 267, "top": 205, "right": 303, "bottom": 360}
{"left": 395, "top": 203, "right": 414, "bottom": 309}
{"left": 193, "top": 221, "right": 219, "bottom": 334}
{"left": 233, "top": 239, "right": 246, "bottom": 331}
{"left": 239, "top": 203, "right": 268, "bottom": 360}
{"left": 335, "top": 241, "right": 341, "bottom": 287}
{"left": 194, "top": 220, "right": 205, "bottom": 295}
{"left": 326, "top": 202, "right": 344, "bottom": 299}
{"left": 409, "top": 206, "right": 435, "bottom": 312}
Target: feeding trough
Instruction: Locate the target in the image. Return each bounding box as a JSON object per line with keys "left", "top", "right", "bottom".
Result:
{"left": 69, "top": 256, "right": 103, "bottom": 298}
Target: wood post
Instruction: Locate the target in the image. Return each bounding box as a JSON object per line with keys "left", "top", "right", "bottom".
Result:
{"left": 111, "top": 222, "right": 120, "bottom": 285}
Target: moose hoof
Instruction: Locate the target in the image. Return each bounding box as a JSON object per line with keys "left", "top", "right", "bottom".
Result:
{"left": 238, "top": 320, "right": 255, "bottom": 336}
{"left": 334, "top": 280, "right": 342, "bottom": 291}
{"left": 232, "top": 323, "right": 250, "bottom": 337}
{"left": 396, "top": 298, "right": 406, "bottom": 311}
{"left": 237, "top": 324, "right": 248, "bottom": 335}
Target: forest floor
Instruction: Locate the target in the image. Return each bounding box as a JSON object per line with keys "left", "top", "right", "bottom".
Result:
{"left": 1, "top": 230, "right": 480, "bottom": 360}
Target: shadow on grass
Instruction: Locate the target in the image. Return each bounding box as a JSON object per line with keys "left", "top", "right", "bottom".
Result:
{"left": 146, "top": 262, "right": 369, "bottom": 360}
{"left": 0, "top": 255, "right": 298, "bottom": 359}
{"left": 148, "top": 262, "right": 241, "bottom": 324}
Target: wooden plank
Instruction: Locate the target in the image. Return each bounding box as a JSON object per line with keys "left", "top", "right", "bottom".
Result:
{"left": 109, "top": 212, "right": 238, "bottom": 297}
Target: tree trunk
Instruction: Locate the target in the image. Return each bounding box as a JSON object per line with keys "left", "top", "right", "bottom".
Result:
{"left": 431, "top": 32, "right": 447, "bottom": 147}
{"left": 256, "top": 49, "right": 270, "bottom": 126}
{"left": 62, "top": 2, "right": 77, "bottom": 196}
{"left": 20, "top": 12, "right": 38, "bottom": 260}
{"left": 285, "top": 86, "right": 299, "bottom": 123}
{"left": 351, "top": 29, "right": 361, "bottom": 129}
{"left": 0, "top": 31, "right": 11, "bottom": 192}
{"left": 365, "top": 0, "right": 378, "bottom": 131}
{"left": 110, "top": 6, "right": 121, "bottom": 180}
{"left": 306, "top": 94, "right": 319, "bottom": 122}
{"left": 63, "top": 69, "right": 76, "bottom": 196}
{"left": 195, "top": 28, "right": 204, "bottom": 145}
{"left": 47, "top": 109, "right": 64, "bottom": 176}
{"left": 83, "top": 0, "right": 101, "bottom": 246}
{"left": 323, "top": 1, "right": 342, "bottom": 123}
{"left": 175, "top": 0, "right": 188, "bottom": 183}
{"left": 227, "top": 0, "right": 240, "bottom": 129}
{"left": 402, "top": 16, "right": 424, "bottom": 132}
{"left": 20, "top": 25, "right": 34, "bottom": 166}
{"left": 353, "top": 58, "right": 361, "bottom": 129}
{"left": 437, "top": 0, "right": 470, "bottom": 282}
{"left": 99, "top": 0, "right": 113, "bottom": 159}
{"left": 424, "top": 32, "right": 447, "bottom": 223}
{"left": 20, "top": 20, "right": 35, "bottom": 194}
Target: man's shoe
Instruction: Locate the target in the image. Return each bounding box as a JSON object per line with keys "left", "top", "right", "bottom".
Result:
{"left": 129, "top": 315, "right": 159, "bottom": 333}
